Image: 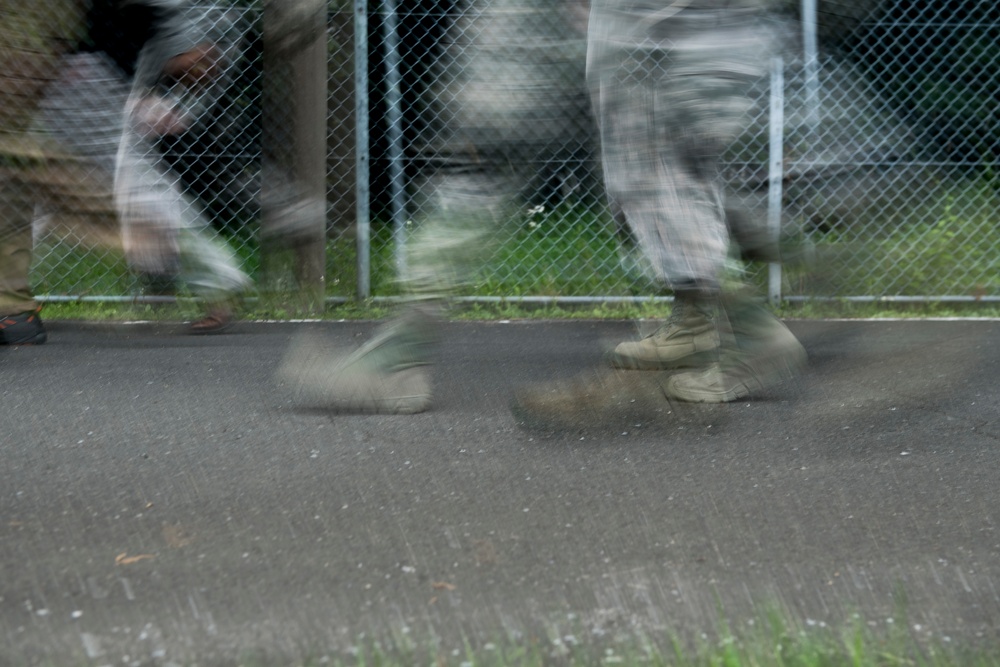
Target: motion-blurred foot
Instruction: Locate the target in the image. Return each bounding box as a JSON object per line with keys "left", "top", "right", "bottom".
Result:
{"left": 189, "top": 307, "right": 234, "bottom": 335}
{"left": 276, "top": 307, "right": 438, "bottom": 414}
{"left": 260, "top": 196, "right": 327, "bottom": 246}
{"left": 0, "top": 309, "right": 47, "bottom": 345}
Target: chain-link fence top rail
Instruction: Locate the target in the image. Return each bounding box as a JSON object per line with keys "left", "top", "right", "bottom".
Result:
{"left": 25, "top": 0, "right": 1000, "bottom": 302}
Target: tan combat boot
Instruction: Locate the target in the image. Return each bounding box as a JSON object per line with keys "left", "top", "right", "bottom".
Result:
{"left": 663, "top": 295, "right": 806, "bottom": 403}
{"left": 607, "top": 293, "right": 720, "bottom": 370}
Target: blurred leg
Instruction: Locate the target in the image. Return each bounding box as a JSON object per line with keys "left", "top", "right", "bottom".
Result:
{"left": 277, "top": 0, "right": 590, "bottom": 413}
{"left": 0, "top": 171, "right": 39, "bottom": 316}
{"left": 0, "top": 1, "right": 84, "bottom": 341}
{"left": 115, "top": 104, "right": 250, "bottom": 330}
{"left": 511, "top": 1, "right": 803, "bottom": 421}
{"left": 591, "top": 4, "right": 778, "bottom": 372}
{"left": 588, "top": 1, "right": 772, "bottom": 289}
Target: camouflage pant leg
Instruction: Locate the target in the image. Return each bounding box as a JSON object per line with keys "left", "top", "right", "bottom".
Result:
{"left": 30, "top": 53, "right": 127, "bottom": 258}
{"left": 404, "top": 0, "right": 590, "bottom": 296}
{"left": 115, "top": 102, "right": 251, "bottom": 298}
{"left": 587, "top": 0, "right": 773, "bottom": 290}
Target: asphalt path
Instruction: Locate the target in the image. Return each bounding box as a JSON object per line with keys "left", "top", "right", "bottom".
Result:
{"left": 2, "top": 318, "right": 1000, "bottom": 665}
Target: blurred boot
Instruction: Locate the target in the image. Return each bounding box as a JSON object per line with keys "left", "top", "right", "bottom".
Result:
{"left": 189, "top": 301, "right": 238, "bottom": 334}
{"left": 277, "top": 302, "right": 439, "bottom": 414}
{"left": 0, "top": 308, "right": 47, "bottom": 345}
{"left": 607, "top": 289, "right": 720, "bottom": 370}
{"left": 663, "top": 294, "right": 806, "bottom": 403}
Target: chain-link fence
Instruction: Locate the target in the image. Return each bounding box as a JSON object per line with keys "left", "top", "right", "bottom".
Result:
{"left": 26, "top": 3, "right": 263, "bottom": 302}
{"left": 19, "top": 0, "right": 1000, "bottom": 305}
{"left": 776, "top": 0, "right": 1000, "bottom": 302}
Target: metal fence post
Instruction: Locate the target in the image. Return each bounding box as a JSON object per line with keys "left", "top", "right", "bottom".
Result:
{"left": 382, "top": 0, "right": 408, "bottom": 281}
{"left": 801, "top": 0, "right": 820, "bottom": 131}
{"left": 767, "top": 56, "right": 785, "bottom": 305}
{"left": 355, "top": 0, "right": 371, "bottom": 300}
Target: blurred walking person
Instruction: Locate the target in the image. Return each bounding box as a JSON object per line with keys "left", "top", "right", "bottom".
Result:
{"left": 277, "top": 0, "right": 592, "bottom": 412}
{"left": 512, "top": 0, "right": 807, "bottom": 419}
{"left": 1, "top": 0, "right": 251, "bottom": 345}
{"left": 90, "top": 0, "right": 251, "bottom": 331}
{"left": 0, "top": 1, "right": 88, "bottom": 344}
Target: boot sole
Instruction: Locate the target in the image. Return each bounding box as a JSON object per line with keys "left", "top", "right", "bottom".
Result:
{"left": 0, "top": 330, "right": 47, "bottom": 345}
{"left": 665, "top": 344, "right": 807, "bottom": 403}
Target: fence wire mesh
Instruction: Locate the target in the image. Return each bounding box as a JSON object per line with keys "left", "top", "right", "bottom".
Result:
{"left": 23, "top": 4, "right": 263, "bottom": 301}
{"left": 780, "top": 0, "right": 1000, "bottom": 301}
{"left": 11, "top": 0, "right": 998, "bottom": 305}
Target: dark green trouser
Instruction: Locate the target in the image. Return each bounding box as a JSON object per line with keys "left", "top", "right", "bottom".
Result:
{"left": 1, "top": 155, "right": 120, "bottom": 315}
{"left": 0, "top": 166, "right": 37, "bottom": 314}
{"left": 0, "top": 0, "right": 88, "bottom": 315}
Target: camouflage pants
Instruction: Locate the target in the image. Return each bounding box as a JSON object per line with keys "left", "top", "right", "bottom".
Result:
{"left": 587, "top": 0, "right": 774, "bottom": 290}
{"left": 401, "top": 0, "right": 773, "bottom": 296}
{"left": 0, "top": 166, "right": 47, "bottom": 314}
{"left": 402, "top": 0, "right": 591, "bottom": 295}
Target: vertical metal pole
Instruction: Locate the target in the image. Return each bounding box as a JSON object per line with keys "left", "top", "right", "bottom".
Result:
{"left": 355, "top": 0, "right": 371, "bottom": 300}
{"left": 382, "top": 0, "right": 408, "bottom": 280}
{"left": 802, "top": 0, "right": 820, "bottom": 131}
{"left": 767, "top": 56, "right": 785, "bottom": 305}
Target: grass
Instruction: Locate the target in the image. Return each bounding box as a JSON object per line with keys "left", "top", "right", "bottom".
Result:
{"left": 784, "top": 178, "right": 1000, "bottom": 300}
{"left": 225, "top": 607, "right": 1000, "bottom": 667}
{"left": 28, "top": 176, "right": 1000, "bottom": 322}
{"left": 14, "top": 617, "right": 1000, "bottom": 667}
{"left": 35, "top": 292, "right": 1000, "bottom": 325}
